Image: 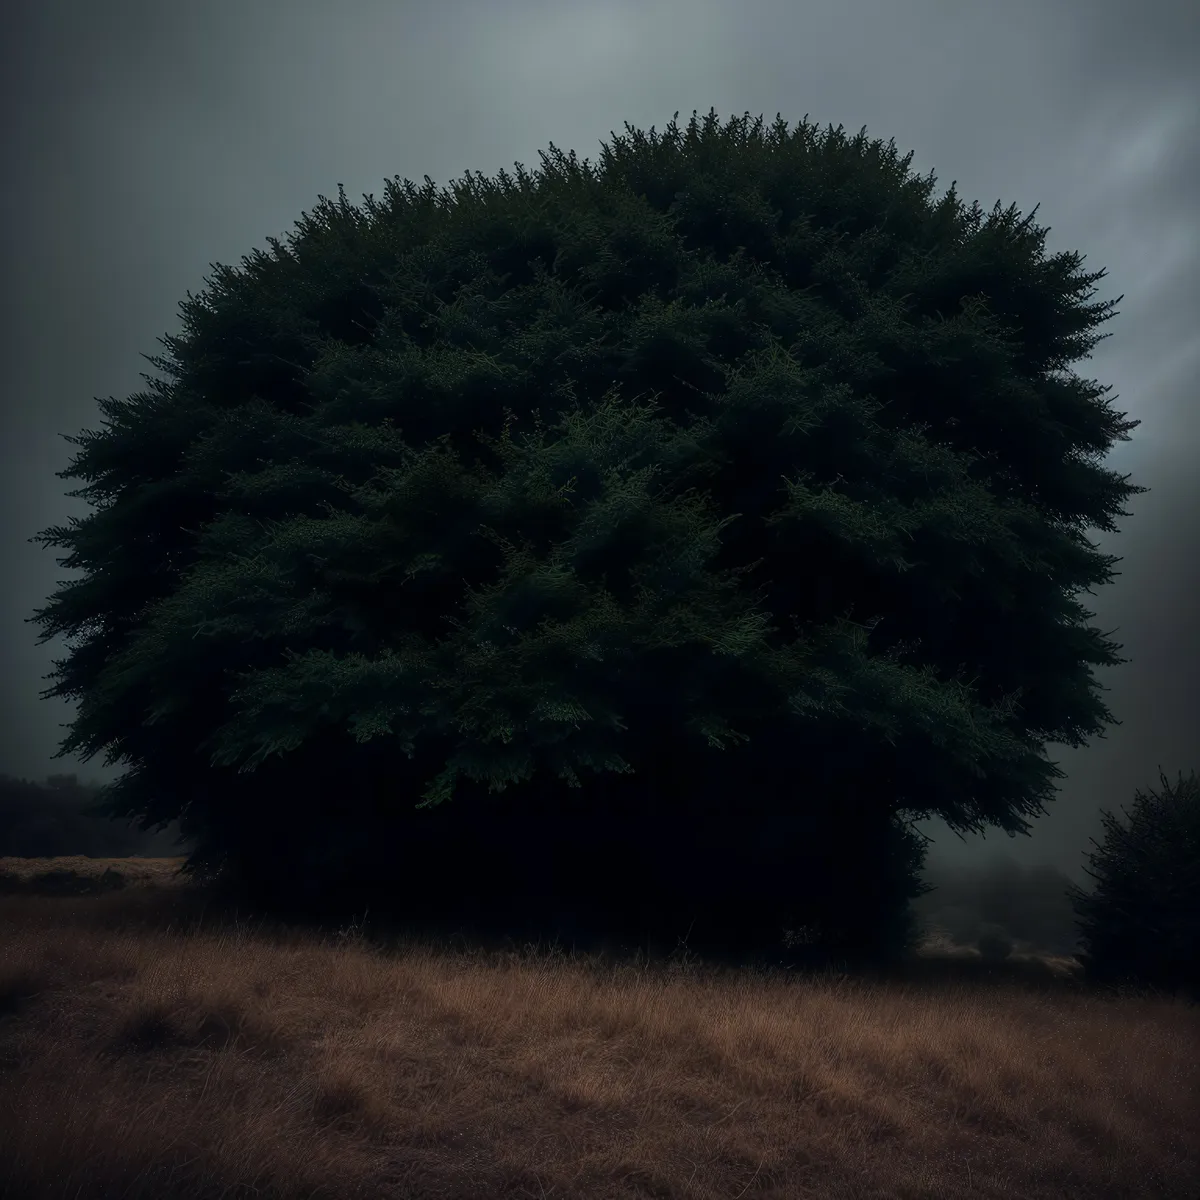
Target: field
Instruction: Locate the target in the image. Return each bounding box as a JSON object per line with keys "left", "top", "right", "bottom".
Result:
{"left": 1, "top": 856, "right": 1197, "bottom": 1199}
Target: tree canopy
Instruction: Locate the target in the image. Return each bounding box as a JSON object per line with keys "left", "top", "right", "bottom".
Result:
{"left": 30, "top": 109, "right": 1144, "bottom": 965}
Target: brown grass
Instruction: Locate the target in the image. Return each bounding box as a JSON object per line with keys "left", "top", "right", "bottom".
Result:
{"left": 1, "top": 857, "right": 1196, "bottom": 1199}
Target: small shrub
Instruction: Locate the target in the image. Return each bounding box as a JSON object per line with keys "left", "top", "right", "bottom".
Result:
{"left": 1068, "top": 768, "right": 1200, "bottom": 1003}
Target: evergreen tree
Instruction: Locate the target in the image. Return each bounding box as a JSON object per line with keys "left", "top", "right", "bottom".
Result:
{"left": 29, "top": 110, "right": 1143, "bottom": 967}
{"left": 1067, "top": 770, "right": 1200, "bottom": 1002}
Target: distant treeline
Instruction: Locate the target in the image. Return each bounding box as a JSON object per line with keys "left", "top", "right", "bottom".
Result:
{"left": 913, "top": 855, "right": 1084, "bottom": 960}
{"left": 0, "top": 773, "right": 183, "bottom": 859}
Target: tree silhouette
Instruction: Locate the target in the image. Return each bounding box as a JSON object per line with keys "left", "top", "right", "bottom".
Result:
{"left": 29, "top": 109, "right": 1143, "bottom": 968}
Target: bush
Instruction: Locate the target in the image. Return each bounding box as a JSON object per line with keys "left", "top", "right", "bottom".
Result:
{"left": 1068, "top": 769, "right": 1200, "bottom": 1002}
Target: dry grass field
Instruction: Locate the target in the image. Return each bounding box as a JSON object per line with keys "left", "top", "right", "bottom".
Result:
{"left": 1, "top": 855, "right": 1197, "bottom": 1199}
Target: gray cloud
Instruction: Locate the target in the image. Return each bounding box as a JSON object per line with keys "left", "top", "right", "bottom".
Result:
{"left": 3, "top": 0, "right": 1197, "bottom": 885}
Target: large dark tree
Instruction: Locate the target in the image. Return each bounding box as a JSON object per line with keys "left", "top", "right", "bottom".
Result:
{"left": 29, "top": 110, "right": 1143, "bottom": 968}
{"left": 1067, "top": 770, "right": 1200, "bottom": 1002}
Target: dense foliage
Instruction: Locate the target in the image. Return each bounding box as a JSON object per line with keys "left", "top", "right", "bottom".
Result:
{"left": 29, "top": 109, "right": 1143, "bottom": 967}
{"left": 1068, "top": 769, "right": 1200, "bottom": 1001}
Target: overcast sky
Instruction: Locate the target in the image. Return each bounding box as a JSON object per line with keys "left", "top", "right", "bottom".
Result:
{"left": 3, "top": 0, "right": 1196, "bottom": 883}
